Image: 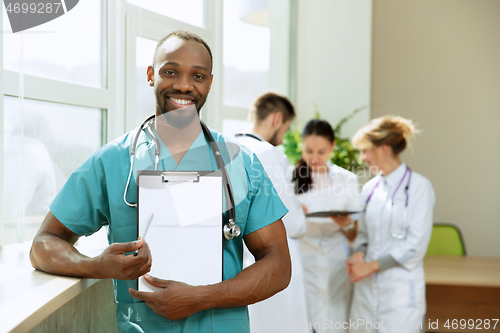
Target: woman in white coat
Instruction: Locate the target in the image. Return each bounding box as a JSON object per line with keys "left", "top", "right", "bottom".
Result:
{"left": 347, "top": 116, "right": 435, "bottom": 333}
{"left": 293, "top": 119, "right": 363, "bottom": 333}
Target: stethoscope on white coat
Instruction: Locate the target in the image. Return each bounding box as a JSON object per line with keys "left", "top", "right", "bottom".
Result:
{"left": 124, "top": 114, "right": 241, "bottom": 240}
{"left": 234, "top": 133, "right": 263, "bottom": 142}
{"left": 365, "top": 165, "right": 412, "bottom": 239}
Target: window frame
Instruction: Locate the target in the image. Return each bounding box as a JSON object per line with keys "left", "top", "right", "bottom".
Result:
{"left": 0, "top": 0, "right": 291, "bottom": 247}
{"left": 0, "top": 0, "right": 117, "bottom": 247}
{"left": 218, "top": 0, "right": 293, "bottom": 133}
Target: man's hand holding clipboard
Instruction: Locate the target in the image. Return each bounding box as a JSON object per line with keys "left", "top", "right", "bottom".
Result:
{"left": 129, "top": 276, "right": 204, "bottom": 321}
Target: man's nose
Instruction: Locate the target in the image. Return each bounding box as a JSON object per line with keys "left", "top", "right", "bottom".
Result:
{"left": 173, "top": 75, "right": 193, "bottom": 92}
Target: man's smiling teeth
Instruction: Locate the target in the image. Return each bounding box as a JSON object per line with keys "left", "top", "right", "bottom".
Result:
{"left": 171, "top": 98, "right": 193, "bottom": 105}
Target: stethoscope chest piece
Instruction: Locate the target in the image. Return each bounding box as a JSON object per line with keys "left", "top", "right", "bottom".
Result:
{"left": 223, "top": 219, "right": 241, "bottom": 240}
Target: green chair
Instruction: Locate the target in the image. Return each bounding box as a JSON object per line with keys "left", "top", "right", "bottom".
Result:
{"left": 426, "top": 223, "right": 466, "bottom": 256}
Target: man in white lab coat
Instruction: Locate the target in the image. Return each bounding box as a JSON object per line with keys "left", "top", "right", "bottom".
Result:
{"left": 235, "top": 92, "right": 310, "bottom": 333}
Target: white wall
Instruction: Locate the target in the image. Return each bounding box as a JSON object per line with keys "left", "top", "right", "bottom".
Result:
{"left": 295, "top": 0, "right": 500, "bottom": 257}
{"left": 296, "top": 0, "right": 372, "bottom": 137}
{"left": 371, "top": 0, "right": 500, "bottom": 256}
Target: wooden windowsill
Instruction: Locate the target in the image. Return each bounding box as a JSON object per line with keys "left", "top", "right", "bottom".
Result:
{"left": 0, "top": 238, "right": 107, "bottom": 333}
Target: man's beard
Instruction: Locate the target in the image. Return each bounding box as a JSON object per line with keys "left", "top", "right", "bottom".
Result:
{"left": 160, "top": 104, "right": 199, "bottom": 129}
{"left": 268, "top": 129, "right": 280, "bottom": 147}
{"left": 156, "top": 92, "right": 207, "bottom": 129}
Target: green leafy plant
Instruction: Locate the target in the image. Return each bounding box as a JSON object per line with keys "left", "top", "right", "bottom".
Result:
{"left": 282, "top": 106, "right": 366, "bottom": 170}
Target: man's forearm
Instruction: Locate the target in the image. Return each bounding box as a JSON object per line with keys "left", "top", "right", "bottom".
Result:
{"left": 30, "top": 232, "right": 98, "bottom": 278}
{"left": 31, "top": 231, "right": 151, "bottom": 280}
{"left": 198, "top": 246, "right": 291, "bottom": 310}
{"left": 31, "top": 211, "right": 152, "bottom": 281}
{"left": 199, "top": 220, "right": 292, "bottom": 310}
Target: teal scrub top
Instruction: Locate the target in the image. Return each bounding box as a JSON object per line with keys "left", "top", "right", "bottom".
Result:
{"left": 49, "top": 126, "right": 288, "bottom": 333}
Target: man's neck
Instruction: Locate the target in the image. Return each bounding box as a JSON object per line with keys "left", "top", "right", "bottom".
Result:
{"left": 155, "top": 117, "right": 202, "bottom": 164}
{"left": 252, "top": 124, "right": 271, "bottom": 143}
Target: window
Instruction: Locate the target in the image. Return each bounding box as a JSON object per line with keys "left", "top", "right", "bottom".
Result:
{"left": 222, "top": 119, "right": 249, "bottom": 138}
{"left": 0, "top": 0, "right": 110, "bottom": 247}
{"left": 0, "top": 0, "right": 288, "bottom": 246}
{"left": 127, "top": 0, "right": 207, "bottom": 28}
{"left": 222, "top": 0, "right": 270, "bottom": 109}
{"left": 134, "top": 36, "right": 157, "bottom": 126}
{"left": 2, "top": 0, "right": 104, "bottom": 87}
{"left": 3, "top": 97, "right": 104, "bottom": 245}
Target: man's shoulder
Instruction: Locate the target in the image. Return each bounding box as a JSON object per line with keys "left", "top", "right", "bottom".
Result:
{"left": 234, "top": 135, "right": 274, "bottom": 152}
{"left": 232, "top": 133, "right": 289, "bottom": 168}
{"left": 79, "top": 131, "right": 135, "bottom": 170}
{"left": 102, "top": 130, "right": 136, "bottom": 153}
{"left": 209, "top": 128, "right": 261, "bottom": 167}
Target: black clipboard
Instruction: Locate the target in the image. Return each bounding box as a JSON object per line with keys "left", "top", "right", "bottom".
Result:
{"left": 305, "top": 210, "right": 362, "bottom": 218}
{"left": 136, "top": 170, "right": 223, "bottom": 291}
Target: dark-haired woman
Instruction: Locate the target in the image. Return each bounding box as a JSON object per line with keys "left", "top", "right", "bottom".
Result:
{"left": 347, "top": 116, "right": 435, "bottom": 333}
{"left": 293, "top": 119, "right": 363, "bottom": 333}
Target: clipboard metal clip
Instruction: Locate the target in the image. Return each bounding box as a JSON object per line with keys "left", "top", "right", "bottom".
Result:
{"left": 162, "top": 171, "right": 200, "bottom": 183}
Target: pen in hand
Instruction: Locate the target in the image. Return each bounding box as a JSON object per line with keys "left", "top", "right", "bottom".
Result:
{"left": 134, "top": 213, "right": 154, "bottom": 256}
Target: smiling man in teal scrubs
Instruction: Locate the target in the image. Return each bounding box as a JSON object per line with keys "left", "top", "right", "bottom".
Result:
{"left": 30, "top": 30, "right": 292, "bottom": 333}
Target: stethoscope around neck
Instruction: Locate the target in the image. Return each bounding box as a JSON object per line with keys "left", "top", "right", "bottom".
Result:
{"left": 234, "top": 133, "right": 263, "bottom": 142}
{"left": 123, "top": 114, "right": 240, "bottom": 240}
{"left": 365, "top": 165, "right": 412, "bottom": 239}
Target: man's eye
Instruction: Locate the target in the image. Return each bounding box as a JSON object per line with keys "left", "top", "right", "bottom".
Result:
{"left": 164, "top": 70, "right": 176, "bottom": 76}
{"left": 193, "top": 74, "right": 204, "bottom": 80}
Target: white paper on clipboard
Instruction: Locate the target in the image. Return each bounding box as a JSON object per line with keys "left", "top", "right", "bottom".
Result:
{"left": 137, "top": 170, "right": 223, "bottom": 292}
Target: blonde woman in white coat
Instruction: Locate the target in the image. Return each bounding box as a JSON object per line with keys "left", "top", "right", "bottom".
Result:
{"left": 293, "top": 119, "right": 363, "bottom": 333}
{"left": 347, "top": 116, "right": 435, "bottom": 333}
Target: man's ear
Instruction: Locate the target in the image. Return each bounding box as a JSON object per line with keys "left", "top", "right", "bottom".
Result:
{"left": 147, "top": 66, "right": 154, "bottom": 86}
{"left": 272, "top": 112, "right": 283, "bottom": 128}
{"left": 207, "top": 74, "right": 213, "bottom": 94}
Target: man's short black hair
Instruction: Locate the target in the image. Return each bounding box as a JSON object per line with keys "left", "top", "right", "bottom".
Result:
{"left": 151, "top": 30, "right": 213, "bottom": 73}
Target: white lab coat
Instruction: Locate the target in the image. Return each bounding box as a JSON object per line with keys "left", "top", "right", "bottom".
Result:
{"left": 296, "top": 163, "right": 363, "bottom": 333}
{"left": 349, "top": 163, "right": 435, "bottom": 333}
{"left": 235, "top": 133, "right": 310, "bottom": 333}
